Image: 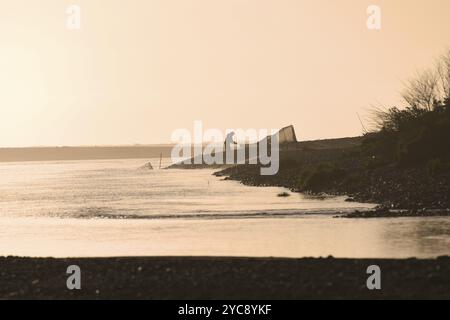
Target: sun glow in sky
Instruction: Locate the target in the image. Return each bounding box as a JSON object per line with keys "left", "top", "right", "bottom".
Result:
{"left": 0, "top": 0, "right": 449, "bottom": 147}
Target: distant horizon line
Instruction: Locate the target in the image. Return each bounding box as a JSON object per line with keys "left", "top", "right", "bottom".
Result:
{"left": 0, "top": 134, "right": 362, "bottom": 149}
{"left": 0, "top": 143, "right": 176, "bottom": 149}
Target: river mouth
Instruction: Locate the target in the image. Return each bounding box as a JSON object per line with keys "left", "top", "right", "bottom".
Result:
{"left": 1, "top": 159, "right": 449, "bottom": 259}
{"left": 0, "top": 158, "right": 376, "bottom": 219}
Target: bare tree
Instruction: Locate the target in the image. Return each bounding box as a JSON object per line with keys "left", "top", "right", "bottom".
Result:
{"left": 436, "top": 49, "right": 450, "bottom": 101}
{"left": 402, "top": 69, "right": 439, "bottom": 111}
{"left": 370, "top": 50, "right": 450, "bottom": 133}
{"left": 401, "top": 50, "right": 450, "bottom": 111}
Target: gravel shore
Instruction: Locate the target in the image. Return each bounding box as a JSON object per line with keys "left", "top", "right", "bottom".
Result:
{"left": 1, "top": 256, "right": 449, "bottom": 299}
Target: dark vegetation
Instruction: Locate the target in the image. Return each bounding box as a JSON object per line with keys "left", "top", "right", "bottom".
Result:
{"left": 216, "top": 51, "right": 450, "bottom": 210}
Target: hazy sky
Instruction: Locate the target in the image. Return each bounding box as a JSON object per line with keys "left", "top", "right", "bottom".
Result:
{"left": 0, "top": 0, "right": 449, "bottom": 147}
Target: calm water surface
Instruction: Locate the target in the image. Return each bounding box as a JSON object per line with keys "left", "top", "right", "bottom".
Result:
{"left": 0, "top": 159, "right": 449, "bottom": 258}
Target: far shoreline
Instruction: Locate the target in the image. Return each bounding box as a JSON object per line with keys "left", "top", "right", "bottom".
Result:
{"left": 0, "top": 145, "right": 174, "bottom": 163}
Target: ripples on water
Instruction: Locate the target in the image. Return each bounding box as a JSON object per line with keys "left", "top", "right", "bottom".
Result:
{"left": 0, "top": 158, "right": 374, "bottom": 219}
{"left": 0, "top": 159, "right": 449, "bottom": 259}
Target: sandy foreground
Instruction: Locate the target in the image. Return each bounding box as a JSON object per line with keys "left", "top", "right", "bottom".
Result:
{"left": 0, "top": 256, "right": 449, "bottom": 299}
